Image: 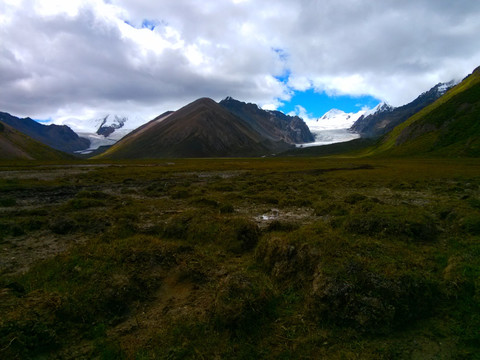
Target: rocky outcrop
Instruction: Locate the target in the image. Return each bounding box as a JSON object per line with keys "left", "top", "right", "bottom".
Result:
{"left": 220, "top": 97, "right": 315, "bottom": 144}
{"left": 96, "top": 115, "right": 127, "bottom": 137}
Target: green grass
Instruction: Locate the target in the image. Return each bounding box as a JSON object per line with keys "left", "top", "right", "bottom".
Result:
{"left": 367, "top": 67, "right": 480, "bottom": 158}
{"left": 0, "top": 157, "right": 480, "bottom": 359}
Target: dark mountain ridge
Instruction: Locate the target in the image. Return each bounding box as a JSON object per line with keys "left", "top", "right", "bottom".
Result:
{"left": 219, "top": 97, "right": 314, "bottom": 144}
{"left": 97, "top": 98, "right": 293, "bottom": 159}
{"left": 0, "top": 112, "right": 89, "bottom": 153}
{"left": 351, "top": 81, "right": 455, "bottom": 138}
{"left": 0, "top": 120, "right": 73, "bottom": 160}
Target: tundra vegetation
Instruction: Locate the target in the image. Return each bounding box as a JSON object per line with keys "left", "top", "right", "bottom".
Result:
{"left": 0, "top": 157, "right": 479, "bottom": 359}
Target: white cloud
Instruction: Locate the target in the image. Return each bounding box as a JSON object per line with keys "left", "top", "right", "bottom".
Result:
{"left": 288, "top": 105, "right": 316, "bottom": 123}
{"left": 287, "top": 76, "right": 311, "bottom": 92}
{"left": 0, "top": 0, "right": 479, "bottom": 130}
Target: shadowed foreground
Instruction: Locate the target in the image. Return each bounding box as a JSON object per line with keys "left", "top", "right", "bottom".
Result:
{"left": 0, "top": 157, "right": 479, "bottom": 359}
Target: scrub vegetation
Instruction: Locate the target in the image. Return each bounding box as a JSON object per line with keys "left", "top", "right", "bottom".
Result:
{"left": 1, "top": 157, "right": 480, "bottom": 359}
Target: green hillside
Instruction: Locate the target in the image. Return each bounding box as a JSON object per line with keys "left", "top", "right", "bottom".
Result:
{"left": 370, "top": 66, "right": 480, "bottom": 157}
{"left": 0, "top": 121, "right": 73, "bottom": 161}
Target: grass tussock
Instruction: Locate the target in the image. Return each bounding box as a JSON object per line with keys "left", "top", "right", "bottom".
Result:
{"left": 0, "top": 157, "right": 479, "bottom": 359}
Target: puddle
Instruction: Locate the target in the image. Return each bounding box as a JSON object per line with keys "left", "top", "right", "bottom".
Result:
{"left": 254, "top": 207, "right": 314, "bottom": 228}
{"left": 258, "top": 208, "right": 280, "bottom": 221}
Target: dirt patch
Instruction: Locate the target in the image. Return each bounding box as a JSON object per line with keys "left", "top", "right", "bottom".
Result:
{"left": 252, "top": 207, "right": 315, "bottom": 229}
{"left": 1, "top": 187, "right": 80, "bottom": 209}
{"left": 0, "top": 232, "right": 87, "bottom": 276}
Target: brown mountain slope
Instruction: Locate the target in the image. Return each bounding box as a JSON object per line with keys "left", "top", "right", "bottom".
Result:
{"left": 0, "top": 121, "right": 72, "bottom": 160}
{"left": 98, "top": 98, "right": 292, "bottom": 159}
{"left": 219, "top": 97, "right": 314, "bottom": 144}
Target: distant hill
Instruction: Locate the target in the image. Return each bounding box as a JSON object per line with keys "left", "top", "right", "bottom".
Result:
{"left": 219, "top": 97, "right": 314, "bottom": 144}
{"left": 370, "top": 66, "right": 480, "bottom": 157}
{"left": 97, "top": 98, "right": 293, "bottom": 159}
{"left": 0, "top": 112, "right": 89, "bottom": 153}
{"left": 0, "top": 121, "right": 73, "bottom": 160}
{"left": 351, "top": 82, "right": 455, "bottom": 138}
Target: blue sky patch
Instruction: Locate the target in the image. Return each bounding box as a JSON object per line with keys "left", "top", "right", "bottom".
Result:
{"left": 124, "top": 19, "right": 158, "bottom": 31}
{"left": 141, "top": 19, "right": 158, "bottom": 31}
{"left": 279, "top": 89, "right": 381, "bottom": 118}
{"left": 33, "top": 118, "right": 52, "bottom": 124}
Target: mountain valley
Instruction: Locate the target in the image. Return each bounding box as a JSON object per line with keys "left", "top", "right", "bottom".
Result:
{"left": 1, "top": 67, "right": 474, "bottom": 160}
{"left": 0, "top": 66, "right": 479, "bottom": 360}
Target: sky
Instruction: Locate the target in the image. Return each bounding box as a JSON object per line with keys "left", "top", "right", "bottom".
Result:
{"left": 1, "top": 0, "right": 480, "bottom": 131}
{"left": 278, "top": 90, "right": 380, "bottom": 122}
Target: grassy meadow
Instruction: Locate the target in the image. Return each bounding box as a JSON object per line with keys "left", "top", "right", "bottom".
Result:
{"left": 1, "top": 157, "right": 480, "bottom": 359}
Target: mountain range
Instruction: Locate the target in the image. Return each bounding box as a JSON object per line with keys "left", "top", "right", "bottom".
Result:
{"left": 219, "top": 97, "right": 314, "bottom": 144}
{"left": 0, "top": 112, "right": 89, "bottom": 153}
{"left": 0, "top": 65, "right": 479, "bottom": 160}
{"left": 0, "top": 120, "right": 72, "bottom": 160}
{"left": 369, "top": 66, "right": 480, "bottom": 157}
{"left": 350, "top": 81, "right": 456, "bottom": 138}
{"left": 76, "top": 115, "right": 134, "bottom": 155}
{"left": 97, "top": 97, "right": 312, "bottom": 159}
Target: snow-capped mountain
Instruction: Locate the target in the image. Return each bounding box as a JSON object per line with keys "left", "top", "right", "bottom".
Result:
{"left": 362, "top": 102, "right": 394, "bottom": 118}
{"left": 300, "top": 108, "right": 369, "bottom": 147}
{"left": 96, "top": 114, "right": 127, "bottom": 137}
{"left": 320, "top": 108, "right": 346, "bottom": 119}
{"left": 311, "top": 108, "right": 367, "bottom": 130}
{"left": 76, "top": 129, "right": 132, "bottom": 154}
{"left": 350, "top": 80, "right": 457, "bottom": 138}
{"left": 435, "top": 80, "right": 457, "bottom": 96}
{"left": 75, "top": 114, "right": 143, "bottom": 154}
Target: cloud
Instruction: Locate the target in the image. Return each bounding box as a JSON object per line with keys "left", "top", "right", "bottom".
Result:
{"left": 288, "top": 105, "right": 316, "bottom": 123}
{"left": 0, "top": 0, "right": 479, "bottom": 130}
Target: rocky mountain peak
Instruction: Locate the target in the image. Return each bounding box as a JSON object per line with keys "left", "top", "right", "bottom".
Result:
{"left": 219, "top": 97, "right": 314, "bottom": 144}
{"left": 96, "top": 115, "right": 127, "bottom": 137}
{"left": 320, "top": 109, "right": 346, "bottom": 120}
